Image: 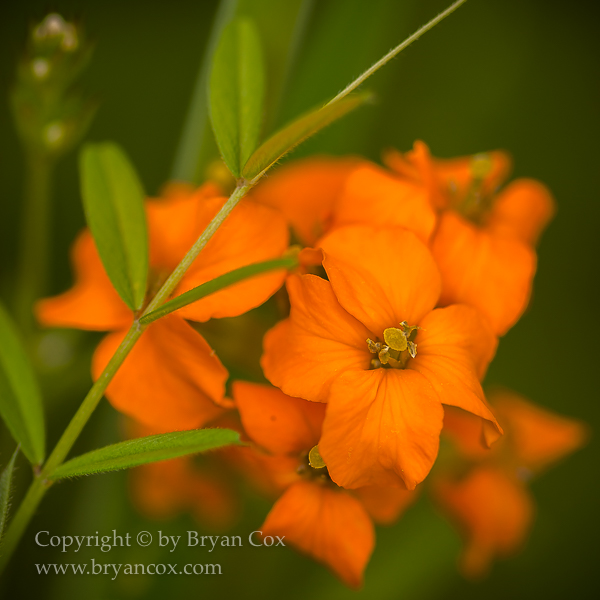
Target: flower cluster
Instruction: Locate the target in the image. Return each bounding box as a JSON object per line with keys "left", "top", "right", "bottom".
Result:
{"left": 38, "top": 141, "right": 585, "bottom": 587}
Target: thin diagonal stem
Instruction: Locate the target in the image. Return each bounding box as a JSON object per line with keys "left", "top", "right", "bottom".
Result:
{"left": 326, "top": 0, "right": 467, "bottom": 106}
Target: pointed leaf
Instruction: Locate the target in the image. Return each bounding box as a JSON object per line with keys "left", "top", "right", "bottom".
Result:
{"left": 49, "top": 428, "right": 241, "bottom": 480}
{"left": 140, "top": 256, "right": 297, "bottom": 325}
{"left": 171, "top": 0, "right": 238, "bottom": 183}
{"left": 209, "top": 17, "right": 266, "bottom": 176}
{"left": 0, "top": 448, "right": 19, "bottom": 542}
{"left": 0, "top": 304, "right": 45, "bottom": 465}
{"left": 79, "top": 142, "right": 149, "bottom": 310}
{"left": 242, "top": 92, "right": 371, "bottom": 182}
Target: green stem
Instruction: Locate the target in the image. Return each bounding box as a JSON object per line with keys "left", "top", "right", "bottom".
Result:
{"left": 140, "top": 256, "right": 297, "bottom": 325}
{"left": 326, "top": 0, "right": 468, "bottom": 106}
{"left": 12, "top": 153, "right": 54, "bottom": 334}
{"left": 0, "top": 182, "right": 251, "bottom": 575}
{"left": 143, "top": 183, "right": 250, "bottom": 314}
{"left": 0, "top": 477, "right": 46, "bottom": 572}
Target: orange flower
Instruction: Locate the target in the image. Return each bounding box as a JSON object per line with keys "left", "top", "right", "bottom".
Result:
{"left": 127, "top": 418, "right": 239, "bottom": 530}
{"left": 130, "top": 457, "right": 238, "bottom": 530}
{"left": 250, "top": 156, "right": 362, "bottom": 246}
{"left": 37, "top": 184, "right": 289, "bottom": 431}
{"left": 384, "top": 140, "right": 512, "bottom": 212}
{"left": 385, "top": 141, "right": 555, "bottom": 335}
{"left": 433, "top": 390, "right": 588, "bottom": 577}
{"left": 251, "top": 157, "right": 435, "bottom": 246}
{"left": 233, "top": 381, "right": 415, "bottom": 589}
{"left": 262, "top": 225, "right": 501, "bottom": 490}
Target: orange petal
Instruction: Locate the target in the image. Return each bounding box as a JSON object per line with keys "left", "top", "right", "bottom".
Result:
{"left": 331, "top": 164, "right": 436, "bottom": 243}
{"left": 490, "top": 389, "right": 589, "bottom": 473}
{"left": 261, "top": 480, "right": 375, "bottom": 589}
{"left": 224, "top": 446, "right": 301, "bottom": 497}
{"left": 130, "top": 459, "right": 190, "bottom": 520}
{"left": 233, "top": 382, "right": 325, "bottom": 455}
{"left": 432, "top": 149, "right": 512, "bottom": 210}
{"left": 433, "top": 467, "right": 533, "bottom": 578}
{"left": 130, "top": 457, "right": 238, "bottom": 530}
{"left": 320, "top": 368, "right": 444, "bottom": 490}
{"left": 92, "top": 315, "right": 228, "bottom": 431}
{"left": 250, "top": 156, "right": 362, "bottom": 245}
{"left": 174, "top": 199, "right": 289, "bottom": 322}
{"left": 431, "top": 211, "right": 537, "bottom": 335}
{"left": 487, "top": 178, "right": 556, "bottom": 245}
{"left": 146, "top": 184, "right": 226, "bottom": 272}
{"left": 320, "top": 226, "right": 441, "bottom": 335}
{"left": 354, "top": 484, "right": 418, "bottom": 525}
{"left": 442, "top": 405, "right": 496, "bottom": 459}
{"left": 410, "top": 305, "right": 502, "bottom": 442}
{"left": 36, "top": 229, "right": 131, "bottom": 331}
{"left": 383, "top": 141, "right": 441, "bottom": 207}
{"left": 384, "top": 141, "right": 512, "bottom": 213}
{"left": 382, "top": 142, "right": 428, "bottom": 182}
{"left": 261, "top": 274, "right": 372, "bottom": 402}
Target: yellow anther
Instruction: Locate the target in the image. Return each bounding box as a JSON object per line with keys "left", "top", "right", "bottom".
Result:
{"left": 308, "top": 445, "right": 326, "bottom": 469}
{"left": 308, "top": 446, "right": 327, "bottom": 469}
{"left": 383, "top": 327, "right": 408, "bottom": 352}
{"left": 471, "top": 153, "right": 493, "bottom": 179}
{"left": 366, "top": 338, "right": 381, "bottom": 354}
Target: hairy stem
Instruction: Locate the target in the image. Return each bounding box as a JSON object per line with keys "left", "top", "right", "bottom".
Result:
{"left": 12, "top": 153, "right": 54, "bottom": 334}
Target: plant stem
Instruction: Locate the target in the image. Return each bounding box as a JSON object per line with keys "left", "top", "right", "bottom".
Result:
{"left": 0, "top": 182, "right": 251, "bottom": 575}
{"left": 12, "top": 153, "right": 54, "bottom": 334}
{"left": 326, "top": 0, "right": 468, "bottom": 106}
{"left": 0, "top": 477, "right": 45, "bottom": 572}
{"left": 143, "top": 183, "right": 250, "bottom": 314}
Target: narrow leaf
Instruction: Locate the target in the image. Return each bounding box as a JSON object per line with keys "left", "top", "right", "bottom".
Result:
{"left": 0, "top": 448, "right": 19, "bottom": 542}
{"left": 170, "top": 0, "right": 237, "bottom": 183}
{"left": 209, "top": 17, "right": 266, "bottom": 176}
{"left": 79, "top": 142, "right": 149, "bottom": 310}
{"left": 242, "top": 92, "right": 371, "bottom": 182}
{"left": 140, "top": 256, "right": 297, "bottom": 325}
{"left": 49, "top": 429, "right": 241, "bottom": 479}
{"left": 0, "top": 304, "right": 44, "bottom": 465}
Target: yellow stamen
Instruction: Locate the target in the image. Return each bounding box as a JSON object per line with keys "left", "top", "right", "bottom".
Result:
{"left": 308, "top": 445, "right": 327, "bottom": 469}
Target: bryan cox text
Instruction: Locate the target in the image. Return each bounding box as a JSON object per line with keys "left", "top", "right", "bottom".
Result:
{"left": 35, "top": 531, "right": 285, "bottom": 553}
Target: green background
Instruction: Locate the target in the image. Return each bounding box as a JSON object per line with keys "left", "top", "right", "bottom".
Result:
{"left": 0, "top": 0, "right": 598, "bottom": 598}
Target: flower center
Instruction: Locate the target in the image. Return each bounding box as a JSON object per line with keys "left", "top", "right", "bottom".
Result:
{"left": 367, "top": 321, "right": 419, "bottom": 369}
{"left": 297, "top": 445, "right": 332, "bottom": 484}
{"left": 453, "top": 153, "right": 496, "bottom": 224}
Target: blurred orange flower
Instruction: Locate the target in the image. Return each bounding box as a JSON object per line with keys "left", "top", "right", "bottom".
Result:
{"left": 385, "top": 141, "right": 555, "bottom": 335}
{"left": 262, "top": 226, "right": 501, "bottom": 490}
{"left": 130, "top": 457, "right": 238, "bottom": 530}
{"left": 37, "top": 183, "right": 289, "bottom": 431}
{"left": 251, "top": 157, "right": 435, "bottom": 246}
{"left": 433, "top": 389, "right": 588, "bottom": 577}
{"left": 233, "top": 381, "right": 415, "bottom": 589}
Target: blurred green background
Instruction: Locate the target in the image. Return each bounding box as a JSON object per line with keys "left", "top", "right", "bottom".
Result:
{"left": 0, "top": 0, "right": 598, "bottom": 598}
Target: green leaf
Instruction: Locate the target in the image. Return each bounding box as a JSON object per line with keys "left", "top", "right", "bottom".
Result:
{"left": 79, "top": 142, "right": 149, "bottom": 310}
{"left": 140, "top": 256, "right": 297, "bottom": 325}
{"left": 209, "top": 17, "right": 266, "bottom": 177}
{"left": 0, "top": 448, "right": 19, "bottom": 543}
{"left": 0, "top": 304, "right": 45, "bottom": 465}
{"left": 242, "top": 92, "right": 371, "bottom": 182}
{"left": 170, "top": 0, "right": 237, "bottom": 183}
{"left": 49, "top": 429, "right": 241, "bottom": 480}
